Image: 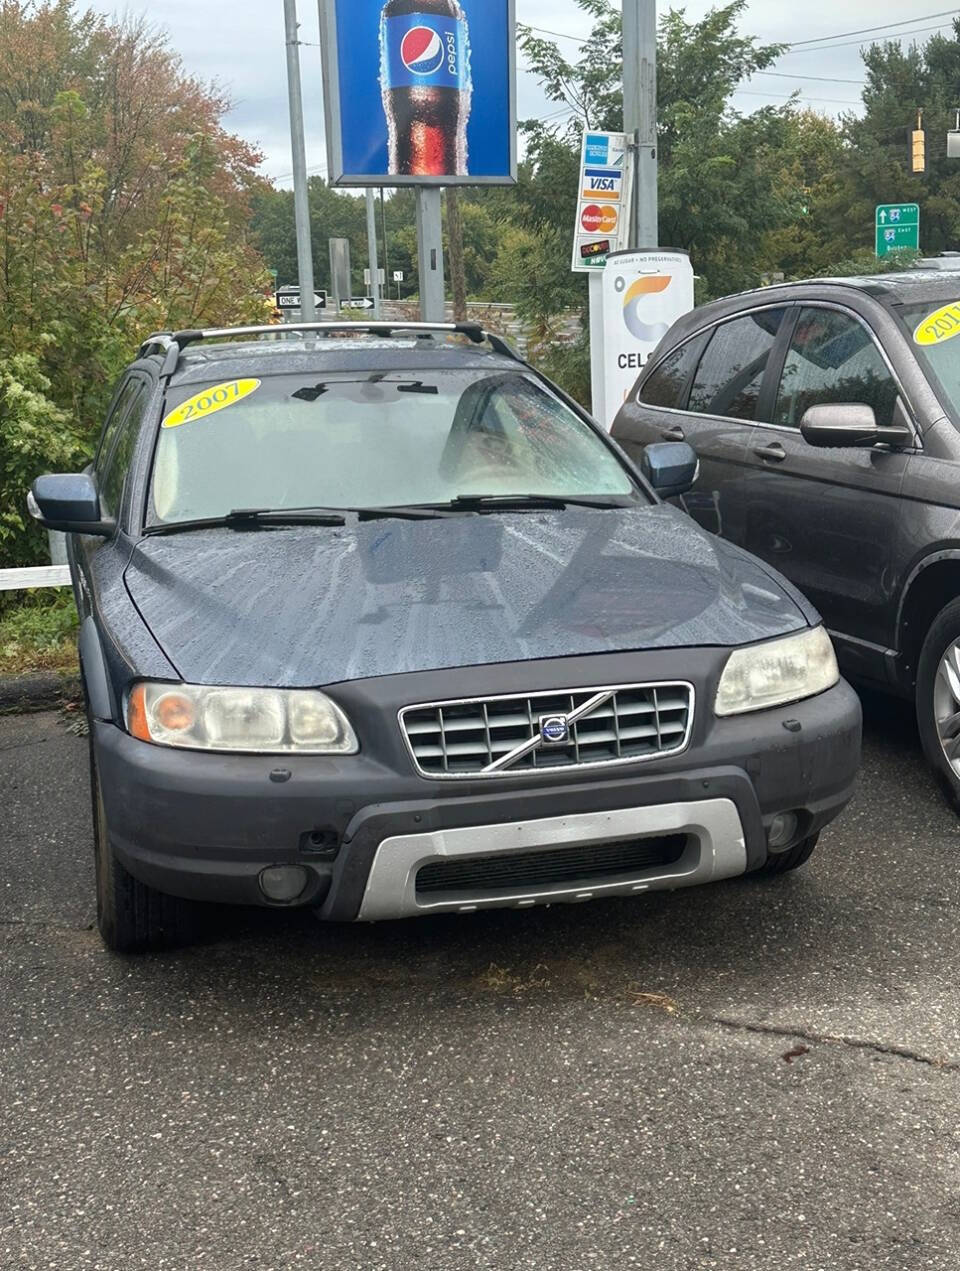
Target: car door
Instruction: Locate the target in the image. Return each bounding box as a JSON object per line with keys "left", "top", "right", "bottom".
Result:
{"left": 740, "top": 304, "right": 913, "bottom": 675}
{"left": 614, "top": 307, "right": 788, "bottom": 541}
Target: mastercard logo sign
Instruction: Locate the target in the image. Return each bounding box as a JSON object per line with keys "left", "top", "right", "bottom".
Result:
{"left": 580, "top": 204, "right": 619, "bottom": 234}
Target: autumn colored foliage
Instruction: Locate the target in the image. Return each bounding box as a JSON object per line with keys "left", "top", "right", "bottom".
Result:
{"left": 0, "top": 0, "right": 271, "bottom": 568}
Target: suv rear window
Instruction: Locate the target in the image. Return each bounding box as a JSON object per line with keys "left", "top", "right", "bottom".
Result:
{"left": 150, "top": 369, "right": 640, "bottom": 525}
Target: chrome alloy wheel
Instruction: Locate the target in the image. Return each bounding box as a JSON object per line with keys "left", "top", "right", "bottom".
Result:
{"left": 934, "top": 641, "right": 960, "bottom": 775}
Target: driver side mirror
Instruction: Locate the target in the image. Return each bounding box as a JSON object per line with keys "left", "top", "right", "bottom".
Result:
{"left": 800, "top": 403, "right": 912, "bottom": 450}
{"left": 641, "top": 442, "right": 699, "bottom": 499}
{"left": 28, "top": 473, "right": 114, "bottom": 537}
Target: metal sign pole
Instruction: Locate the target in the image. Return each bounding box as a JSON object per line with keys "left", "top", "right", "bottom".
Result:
{"left": 622, "top": 0, "right": 658, "bottom": 249}
{"left": 366, "top": 189, "right": 382, "bottom": 319}
{"left": 284, "top": 0, "right": 316, "bottom": 322}
{"left": 416, "top": 188, "right": 446, "bottom": 322}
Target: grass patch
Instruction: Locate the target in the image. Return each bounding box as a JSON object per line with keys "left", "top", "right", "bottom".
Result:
{"left": 0, "top": 589, "right": 79, "bottom": 675}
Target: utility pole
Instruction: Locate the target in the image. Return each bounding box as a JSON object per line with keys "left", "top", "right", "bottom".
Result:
{"left": 415, "top": 189, "right": 446, "bottom": 322}
{"left": 365, "top": 189, "right": 382, "bottom": 318}
{"left": 622, "top": 0, "right": 658, "bottom": 249}
{"left": 283, "top": 0, "right": 316, "bottom": 322}
{"left": 380, "top": 189, "right": 390, "bottom": 293}
{"left": 446, "top": 189, "right": 468, "bottom": 321}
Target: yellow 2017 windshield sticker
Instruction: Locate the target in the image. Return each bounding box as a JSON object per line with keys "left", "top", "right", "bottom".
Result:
{"left": 162, "top": 379, "right": 261, "bottom": 429}
{"left": 914, "top": 304, "right": 960, "bottom": 348}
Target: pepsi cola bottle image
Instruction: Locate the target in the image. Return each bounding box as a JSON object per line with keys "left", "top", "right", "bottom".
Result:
{"left": 380, "top": 0, "right": 472, "bottom": 177}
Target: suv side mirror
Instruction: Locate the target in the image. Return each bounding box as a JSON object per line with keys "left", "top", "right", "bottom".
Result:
{"left": 800, "top": 403, "right": 912, "bottom": 449}
{"left": 641, "top": 442, "right": 699, "bottom": 498}
{"left": 28, "top": 473, "right": 114, "bottom": 537}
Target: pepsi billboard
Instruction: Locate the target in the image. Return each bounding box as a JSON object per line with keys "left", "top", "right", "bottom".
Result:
{"left": 319, "top": 0, "right": 516, "bottom": 186}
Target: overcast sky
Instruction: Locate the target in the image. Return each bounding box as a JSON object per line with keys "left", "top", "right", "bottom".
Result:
{"left": 90, "top": 1, "right": 950, "bottom": 186}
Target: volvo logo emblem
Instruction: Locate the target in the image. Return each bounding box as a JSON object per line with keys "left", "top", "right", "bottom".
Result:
{"left": 539, "top": 714, "right": 571, "bottom": 747}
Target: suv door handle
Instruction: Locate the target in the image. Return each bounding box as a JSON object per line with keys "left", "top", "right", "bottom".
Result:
{"left": 661, "top": 425, "right": 686, "bottom": 442}
{"left": 754, "top": 441, "right": 787, "bottom": 463}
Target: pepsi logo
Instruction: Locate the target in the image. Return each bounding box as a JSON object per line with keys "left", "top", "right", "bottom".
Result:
{"left": 401, "top": 26, "right": 445, "bottom": 75}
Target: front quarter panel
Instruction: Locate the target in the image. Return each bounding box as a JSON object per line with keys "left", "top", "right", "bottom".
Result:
{"left": 80, "top": 528, "right": 180, "bottom": 721}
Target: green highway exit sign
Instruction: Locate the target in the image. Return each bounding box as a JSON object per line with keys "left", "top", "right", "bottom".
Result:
{"left": 876, "top": 203, "right": 920, "bottom": 257}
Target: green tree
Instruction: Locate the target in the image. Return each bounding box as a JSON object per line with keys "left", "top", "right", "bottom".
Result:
{"left": 814, "top": 22, "right": 960, "bottom": 260}
{"left": 0, "top": 353, "right": 84, "bottom": 569}
{"left": 0, "top": 2, "right": 271, "bottom": 569}
{"left": 518, "top": 0, "right": 795, "bottom": 303}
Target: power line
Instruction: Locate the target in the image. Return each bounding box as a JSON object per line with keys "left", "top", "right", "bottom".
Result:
{"left": 735, "top": 88, "right": 860, "bottom": 106}
{"left": 527, "top": 11, "right": 959, "bottom": 53}
{"left": 755, "top": 70, "right": 865, "bottom": 85}
{"left": 783, "top": 20, "right": 956, "bottom": 52}
{"left": 525, "top": 24, "right": 589, "bottom": 44}
{"left": 788, "top": 8, "right": 959, "bottom": 46}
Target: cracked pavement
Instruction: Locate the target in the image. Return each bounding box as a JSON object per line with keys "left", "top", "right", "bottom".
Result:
{"left": 2, "top": 691, "right": 960, "bottom": 1269}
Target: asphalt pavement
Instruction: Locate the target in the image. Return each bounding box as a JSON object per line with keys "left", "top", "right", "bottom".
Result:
{"left": 2, "top": 692, "right": 960, "bottom": 1270}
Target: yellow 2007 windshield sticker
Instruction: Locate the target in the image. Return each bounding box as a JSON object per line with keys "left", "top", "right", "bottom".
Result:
{"left": 914, "top": 304, "right": 960, "bottom": 348}
{"left": 162, "top": 379, "right": 261, "bottom": 429}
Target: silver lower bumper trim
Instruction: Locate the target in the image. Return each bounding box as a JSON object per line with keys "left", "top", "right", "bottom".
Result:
{"left": 356, "top": 798, "right": 747, "bottom": 922}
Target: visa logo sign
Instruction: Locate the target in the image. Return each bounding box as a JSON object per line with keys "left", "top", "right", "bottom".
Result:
{"left": 582, "top": 167, "right": 622, "bottom": 198}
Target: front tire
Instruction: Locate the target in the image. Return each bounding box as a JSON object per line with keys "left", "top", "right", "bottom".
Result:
{"left": 89, "top": 731, "right": 194, "bottom": 953}
{"left": 917, "top": 597, "right": 960, "bottom": 815}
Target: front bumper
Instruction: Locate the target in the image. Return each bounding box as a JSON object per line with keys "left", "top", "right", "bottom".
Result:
{"left": 93, "top": 651, "right": 862, "bottom": 922}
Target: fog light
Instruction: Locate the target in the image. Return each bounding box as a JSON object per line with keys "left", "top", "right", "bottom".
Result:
{"left": 767, "top": 812, "right": 799, "bottom": 851}
{"left": 259, "top": 865, "right": 309, "bottom": 903}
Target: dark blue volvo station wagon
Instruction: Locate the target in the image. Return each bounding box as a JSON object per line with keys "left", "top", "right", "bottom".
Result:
{"left": 29, "top": 322, "right": 861, "bottom": 951}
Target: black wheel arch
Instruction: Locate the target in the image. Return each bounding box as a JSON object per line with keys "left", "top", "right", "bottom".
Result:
{"left": 896, "top": 550, "right": 960, "bottom": 689}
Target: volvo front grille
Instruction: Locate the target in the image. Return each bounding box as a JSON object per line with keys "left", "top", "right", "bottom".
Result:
{"left": 399, "top": 683, "right": 694, "bottom": 778}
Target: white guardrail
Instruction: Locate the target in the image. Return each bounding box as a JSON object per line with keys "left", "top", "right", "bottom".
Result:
{"left": 0, "top": 566, "right": 71, "bottom": 592}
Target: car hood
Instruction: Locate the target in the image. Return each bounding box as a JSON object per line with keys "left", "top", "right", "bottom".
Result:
{"left": 124, "top": 505, "right": 814, "bottom": 687}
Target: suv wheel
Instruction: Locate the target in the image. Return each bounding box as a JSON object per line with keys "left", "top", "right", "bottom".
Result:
{"left": 917, "top": 598, "right": 960, "bottom": 814}
{"left": 89, "top": 731, "right": 194, "bottom": 953}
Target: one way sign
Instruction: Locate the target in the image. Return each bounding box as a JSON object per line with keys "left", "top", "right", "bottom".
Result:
{"left": 341, "top": 297, "right": 376, "bottom": 310}
{"left": 275, "top": 286, "right": 327, "bottom": 310}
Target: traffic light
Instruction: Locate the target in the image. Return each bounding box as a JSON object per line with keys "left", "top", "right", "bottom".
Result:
{"left": 912, "top": 128, "right": 926, "bottom": 173}
{"left": 911, "top": 109, "right": 926, "bottom": 174}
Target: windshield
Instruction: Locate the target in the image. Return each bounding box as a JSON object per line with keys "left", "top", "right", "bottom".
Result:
{"left": 900, "top": 298, "right": 960, "bottom": 418}
{"left": 149, "top": 369, "right": 640, "bottom": 525}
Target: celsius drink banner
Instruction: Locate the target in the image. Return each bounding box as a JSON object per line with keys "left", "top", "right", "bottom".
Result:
{"left": 320, "top": 0, "right": 517, "bottom": 185}
{"left": 597, "top": 251, "right": 695, "bottom": 430}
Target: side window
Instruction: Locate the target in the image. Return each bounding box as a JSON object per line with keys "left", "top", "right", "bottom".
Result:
{"left": 774, "top": 307, "right": 899, "bottom": 429}
{"left": 94, "top": 378, "right": 138, "bottom": 478}
{"left": 687, "top": 309, "right": 787, "bottom": 422}
{"left": 100, "top": 384, "right": 147, "bottom": 518}
{"left": 639, "top": 333, "right": 709, "bottom": 409}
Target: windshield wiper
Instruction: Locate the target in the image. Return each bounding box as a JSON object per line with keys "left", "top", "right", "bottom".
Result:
{"left": 145, "top": 505, "right": 466, "bottom": 536}
{"left": 144, "top": 508, "right": 348, "bottom": 536}
{"left": 354, "top": 505, "right": 458, "bottom": 521}
{"left": 231, "top": 504, "right": 461, "bottom": 524}
{"left": 431, "top": 493, "right": 634, "bottom": 513}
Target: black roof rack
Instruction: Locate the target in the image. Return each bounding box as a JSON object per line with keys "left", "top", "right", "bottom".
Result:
{"left": 138, "top": 321, "right": 523, "bottom": 375}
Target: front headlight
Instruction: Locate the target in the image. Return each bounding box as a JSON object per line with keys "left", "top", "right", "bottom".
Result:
{"left": 127, "top": 682, "right": 358, "bottom": 754}
{"left": 715, "top": 626, "right": 839, "bottom": 717}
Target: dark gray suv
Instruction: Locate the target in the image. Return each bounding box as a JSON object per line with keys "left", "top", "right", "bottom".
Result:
{"left": 611, "top": 271, "right": 960, "bottom": 809}
{"left": 28, "top": 321, "right": 859, "bottom": 952}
